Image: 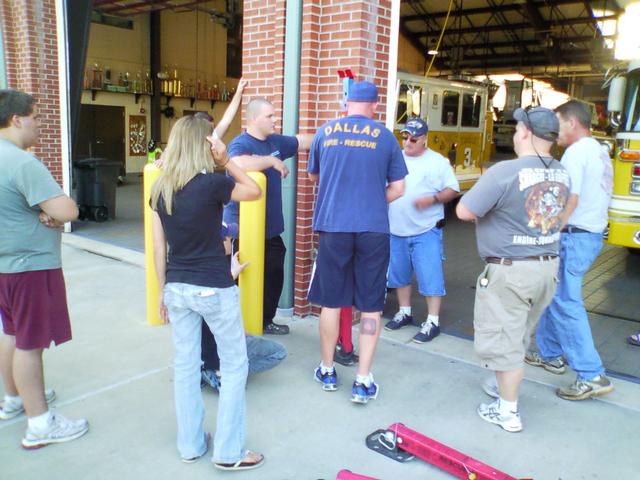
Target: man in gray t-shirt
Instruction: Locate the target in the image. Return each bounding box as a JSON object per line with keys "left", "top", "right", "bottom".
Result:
{"left": 457, "top": 107, "right": 569, "bottom": 433}
{"left": 0, "top": 90, "right": 88, "bottom": 449}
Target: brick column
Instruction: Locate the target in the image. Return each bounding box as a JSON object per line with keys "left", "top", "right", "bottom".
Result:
{"left": 0, "top": 0, "right": 63, "bottom": 184}
{"left": 240, "top": 0, "right": 286, "bottom": 118}
{"left": 242, "top": 0, "right": 393, "bottom": 317}
{"left": 294, "top": 0, "right": 393, "bottom": 316}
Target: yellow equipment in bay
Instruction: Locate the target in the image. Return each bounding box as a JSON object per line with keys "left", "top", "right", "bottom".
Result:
{"left": 606, "top": 59, "right": 640, "bottom": 251}
{"left": 394, "top": 72, "right": 495, "bottom": 193}
{"left": 239, "top": 172, "right": 267, "bottom": 335}
{"left": 143, "top": 162, "right": 163, "bottom": 326}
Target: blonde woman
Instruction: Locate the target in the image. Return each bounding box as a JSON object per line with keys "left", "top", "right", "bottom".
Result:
{"left": 150, "top": 115, "right": 264, "bottom": 470}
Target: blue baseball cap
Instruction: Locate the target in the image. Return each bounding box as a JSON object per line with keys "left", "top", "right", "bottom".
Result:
{"left": 347, "top": 81, "right": 378, "bottom": 103}
{"left": 401, "top": 117, "right": 428, "bottom": 137}
{"left": 513, "top": 107, "right": 559, "bottom": 142}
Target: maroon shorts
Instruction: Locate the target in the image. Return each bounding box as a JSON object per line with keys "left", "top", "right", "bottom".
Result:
{"left": 0, "top": 269, "right": 72, "bottom": 350}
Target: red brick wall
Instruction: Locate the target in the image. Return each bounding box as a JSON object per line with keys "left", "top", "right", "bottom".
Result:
{"left": 242, "top": 0, "right": 393, "bottom": 316}
{"left": 0, "top": 0, "right": 63, "bottom": 184}
{"left": 240, "top": 0, "right": 287, "bottom": 120}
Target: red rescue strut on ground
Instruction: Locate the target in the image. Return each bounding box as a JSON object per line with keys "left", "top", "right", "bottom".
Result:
{"left": 368, "top": 423, "right": 518, "bottom": 480}
{"left": 336, "top": 470, "right": 379, "bottom": 480}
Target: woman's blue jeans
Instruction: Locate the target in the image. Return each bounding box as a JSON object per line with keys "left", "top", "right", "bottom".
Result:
{"left": 163, "top": 283, "right": 248, "bottom": 463}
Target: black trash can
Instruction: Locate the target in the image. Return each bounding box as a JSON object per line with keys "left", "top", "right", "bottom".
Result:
{"left": 73, "top": 157, "right": 121, "bottom": 222}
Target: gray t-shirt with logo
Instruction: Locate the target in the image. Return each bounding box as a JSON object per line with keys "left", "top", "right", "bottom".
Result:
{"left": 0, "top": 139, "right": 65, "bottom": 273}
{"left": 460, "top": 155, "right": 570, "bottom": 259}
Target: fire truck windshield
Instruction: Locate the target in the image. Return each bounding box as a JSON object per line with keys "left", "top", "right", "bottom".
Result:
{"left": 622, "top": 67, "right": 640, "bottom": 132}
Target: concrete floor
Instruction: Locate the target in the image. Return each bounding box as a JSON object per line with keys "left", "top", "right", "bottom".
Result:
{"left": 1, "top": 243, "right": 640, "bottom": 480}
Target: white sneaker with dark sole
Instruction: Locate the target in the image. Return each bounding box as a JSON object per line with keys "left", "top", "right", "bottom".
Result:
{"left": 21, "top": 413, "right": 89, "bottom": 449}
{"left": 0, "top": 389, "right": 57, "bottom": 421}
{"left": 477, "top": 400, "right": 522, "bottom": 433}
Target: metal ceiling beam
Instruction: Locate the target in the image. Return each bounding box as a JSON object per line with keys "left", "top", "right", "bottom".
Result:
{"left": 523, "top": 0, "right": 562, "bottom": 63}
{"left": 417, "top": 15, "right": 617, "bottom": 37}
{"left": 432, "top": 34, "right": 612, "bottom": 52}
{"left": 452, "top": 50, "right": 609, "bottom": 67}
{"left": 97, "top": 0, "right": 211, "bottom": 15}
{"left": 402, "top": 0, "right": 622, "bottom": 23}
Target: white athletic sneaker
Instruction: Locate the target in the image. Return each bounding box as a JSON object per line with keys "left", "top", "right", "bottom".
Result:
{"left": 0, "top": 389, "right": 57, "bottom": 420}
{"left": 477, "top": 400, "right": 522, "bottom": 433}
{"left": 21, "top": 413, "right": 89, "bottom": 449}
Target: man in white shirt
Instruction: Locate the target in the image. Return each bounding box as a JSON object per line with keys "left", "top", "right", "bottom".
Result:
{"left": 385, "top": 118, "right": 459, "bottom": 342}
{"left": 528, "top": 100, "right": 614, "bottom": 401}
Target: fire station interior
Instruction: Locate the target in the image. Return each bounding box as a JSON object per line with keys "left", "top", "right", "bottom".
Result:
{"left": 74, "top": 1, "right": 640, "bottom": 380}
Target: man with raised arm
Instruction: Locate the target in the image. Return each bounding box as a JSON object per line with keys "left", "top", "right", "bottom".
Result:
{"left": 223, "top": 98, "right": 313, "bottom": 335}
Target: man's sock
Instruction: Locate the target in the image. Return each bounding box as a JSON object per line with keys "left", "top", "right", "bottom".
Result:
{"left": 28, "top": 410, "right": 53, "bottom": 432}
{"left": 427, "top": 314, "right": 439, "bottom": 326}
{"left": 399, "top": 306, "right": 412, "bottom": 316}
{"left": 320, "top": 362, "right": 334, "bottom": 374}
{"left": 356, "top": 373, "right": 373, "bottom": 387}
{"left": 498, "top": 398, "right": 518, "bottom": 415}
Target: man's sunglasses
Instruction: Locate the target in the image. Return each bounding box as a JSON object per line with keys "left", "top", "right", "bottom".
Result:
{"left": 401, "top": 135, "right": 421, "bottom": 143}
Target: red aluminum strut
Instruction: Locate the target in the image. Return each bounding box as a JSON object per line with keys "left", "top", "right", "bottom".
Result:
{"left": 336, "top": 469, "right": 380, "bottom": 480}
{"left": 370, "top": 423, "right": 518, "bottom": 480}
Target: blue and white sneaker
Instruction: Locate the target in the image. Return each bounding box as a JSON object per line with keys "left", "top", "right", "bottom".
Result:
{"left": 201, "top": 369, "right": 221, "bottom": 392}
{"left": 351, "top": 380, "right": 379, "bottom": 404}
{"left": 314, "top": 365, "right": 338, "bottom": 391}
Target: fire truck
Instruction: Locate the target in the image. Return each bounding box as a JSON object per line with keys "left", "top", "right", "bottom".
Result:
{"left": 393, "top": 72, "right": 495, "bottom": 192}
{"left": 606, "top": 60, "right": 640, "bottom": 250}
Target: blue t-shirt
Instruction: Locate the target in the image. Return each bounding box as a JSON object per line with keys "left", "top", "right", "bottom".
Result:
{"left": 308, "top": 115, "right": 407, "bottom": 233}
{"left": 223, "top": 133, "right": 298, "bottom": 239}
{"left": 155, "top": 172, "right": 235, "bottom": 288}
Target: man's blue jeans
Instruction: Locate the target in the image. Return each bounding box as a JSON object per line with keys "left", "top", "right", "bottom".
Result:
{"left": 246, "top": 335, "right": 287, "bottom": 375}
{"left": 536, "top": 231, "right": 605, "bottom": 380}
{"left": 163, "top": 283, "right": 248, "bottom": 463}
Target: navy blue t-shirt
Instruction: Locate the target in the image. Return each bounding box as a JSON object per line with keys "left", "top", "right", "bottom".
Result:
{"left": 155, "top": 173, "right": 235, "bottom": 288}
{"left": 223, "top": 133, "right": 298, "bottom": 239}
{"left": 308, "top": 115, "right": 407, "bottom": 233}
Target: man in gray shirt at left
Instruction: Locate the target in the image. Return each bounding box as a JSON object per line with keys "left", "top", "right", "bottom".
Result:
{"left": 0, "top": 90, "right": 88, "bottom": 449}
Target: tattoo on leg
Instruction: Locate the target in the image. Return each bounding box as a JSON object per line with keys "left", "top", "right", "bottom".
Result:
{"left": 360, "top": 317, "right": 377, "bottom": 336}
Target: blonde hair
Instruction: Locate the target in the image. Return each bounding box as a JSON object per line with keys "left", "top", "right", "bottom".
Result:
{"left": 150, "top": 115, "right": 215, "bottom": 215}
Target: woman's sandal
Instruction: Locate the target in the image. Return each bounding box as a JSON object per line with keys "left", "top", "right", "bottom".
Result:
{"left": 214, "top": 450, "right": 264, "bottom": 471}
{"left": 627, "top": 332, "right": 640, "bottom": 347}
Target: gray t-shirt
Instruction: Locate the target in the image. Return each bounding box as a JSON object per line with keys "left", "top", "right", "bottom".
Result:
{"left": 0, "top": 139, "right": 65, "bottom": 273}
{"left": 460, "top": 155, "right": 570, "bottom": 259}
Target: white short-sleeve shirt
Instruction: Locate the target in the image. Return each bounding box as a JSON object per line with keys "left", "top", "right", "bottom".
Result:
{"left": 389, "top": 149, "right": 460, "bottom": 237}
{"left": 561, "top": 136, "right": 613, "bottom": 233}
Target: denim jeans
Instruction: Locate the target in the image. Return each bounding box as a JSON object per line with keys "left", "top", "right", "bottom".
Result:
{"left": 163, "top": 283, "right": 248, "bottom": 463}
{"left": 200, "top": 328, "right": 287, "bottom": 374}
{"left": 388, "top": 228, "right": 446, "bottom": 296}
{"left": 246, "top": 335, "right": 287, "bottom": 375}
{"left": 536, "top": 232, "right": 605, "bottom": 380}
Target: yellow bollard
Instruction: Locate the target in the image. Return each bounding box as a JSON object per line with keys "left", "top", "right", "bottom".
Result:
{"left": 239, "top": 171, "right": 267, "bottom": 335}
{"left": 143, "top": 163, "right": 163, "bottom": 326}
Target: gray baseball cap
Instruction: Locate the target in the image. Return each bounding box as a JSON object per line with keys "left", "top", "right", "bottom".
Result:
{"left": 513, "top": 107, "right": 559, "bottom": 142}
